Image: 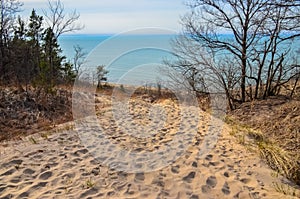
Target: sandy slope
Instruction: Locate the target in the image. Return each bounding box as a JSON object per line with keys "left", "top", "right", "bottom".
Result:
{"left": 0, "top": 96, "right": 294, "bottom": 199}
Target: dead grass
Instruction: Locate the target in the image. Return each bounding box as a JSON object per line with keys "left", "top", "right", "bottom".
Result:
{"left": 258, "top": 142, "right": 300, "bottom": 185}
{"left": 226, "top": 97, "right": 300, "bottom": 187}
{"left": 272, "top": 182, "right": 300, "bottom": 197}
{"left": 226, "top": 116, "right": 300, "bottom": 197}
{"left": 0, "top": 87, "right": 73, "bottom": 142}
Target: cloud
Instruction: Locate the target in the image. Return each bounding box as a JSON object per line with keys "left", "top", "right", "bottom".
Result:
{"left": 80, "top": 11, "right": 182, "bottom": 34}
{"left": 20, "top": 0, "right": 187, "bottom": 34}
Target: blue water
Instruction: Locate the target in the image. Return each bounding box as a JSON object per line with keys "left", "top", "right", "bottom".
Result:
{"left": 58, "top": 34, "right": 110, "bottom": 60}
{"left": 58, "top": 34, "right": 176, "bottom": 83}
{"left": 58, "top": 34, "right": 300, "bottom": 85}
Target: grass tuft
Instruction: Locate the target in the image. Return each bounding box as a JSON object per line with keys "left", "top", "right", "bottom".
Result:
{"left": 257, "top": 141, "right": 296, "bottom": 179}
{"left": 83, "top": 178, "right": 95, "bottom": 189}
{"left": 29, "top": 137, "right": 38, "bottom": 144}
{"left": 272, "top": 182, "right": 300, "bottom": 197}
{"left": 225, "top": 116, "right": 300, "bottom": 188}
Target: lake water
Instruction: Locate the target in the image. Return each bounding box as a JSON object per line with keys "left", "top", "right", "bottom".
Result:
{"left": 58, "top": 34, "right": 300, "bottom": 86}
{"left": 58, "top": 34, "right": 177, "bottom": 84}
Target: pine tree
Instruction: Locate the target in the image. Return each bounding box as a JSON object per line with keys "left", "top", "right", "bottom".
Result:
{"left": 27, "top": 9, "right": 43, "bottom": 75}
{"left": 39, "top": 27, "right": 65, "bottom": 92}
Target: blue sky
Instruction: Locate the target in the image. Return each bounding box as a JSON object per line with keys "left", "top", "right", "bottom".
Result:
{"left": 21, "top": 0, "right": 188, "bottom": 34}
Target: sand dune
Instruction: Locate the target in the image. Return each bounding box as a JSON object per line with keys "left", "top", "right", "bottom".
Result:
{"left": 0, "top": 96, "right": 293, "bottom": 198}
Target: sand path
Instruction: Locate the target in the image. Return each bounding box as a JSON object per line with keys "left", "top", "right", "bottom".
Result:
{"left": 0, "top": 96, "right": 293, "bottom": 198}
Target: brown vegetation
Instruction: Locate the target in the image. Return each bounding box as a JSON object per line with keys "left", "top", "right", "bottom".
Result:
{"left": 0, "top": 87, "right": 72, "bottom": 141}
{"left": 228, "top": 95, "right": 300, "bottom": 186}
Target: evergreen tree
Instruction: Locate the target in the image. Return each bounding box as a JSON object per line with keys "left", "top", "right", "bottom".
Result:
{"left": 38, "top": 27, "right": 64, "bottom": 91}
{"left": 0, "top": 1, "right": 82, "bottom": 86}
{"left": 26, "top": 9, "right": 43, "bottom": 75}
{"left": 10, "top": 16, "right": 31, "bottom": 88}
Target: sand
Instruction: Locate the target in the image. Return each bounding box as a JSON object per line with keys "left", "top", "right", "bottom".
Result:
{"left": 0, "top": 95, "right": 296, "bottom": 198}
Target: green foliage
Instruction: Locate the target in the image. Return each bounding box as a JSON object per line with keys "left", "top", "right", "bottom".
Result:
{"left": 83, "top": 178, "right": 95, "bottom": 189}
{"left": 33, "top": 59, "right": 55, "bottom": 93}
{"left": 0, "top": 2, "right": 82, "bottom": 87}
{"left": 14, "top": 16, "right": 26, "bottom": 40}
{"left": 62, "top": 62, "right": 77, "bottom": 83}
{"left": 120, "top": 84, "right": 125, "bottom": 92}
{"left": 27, "top": 9, "right": 43, "bottom": 42}
{"left": 96, "top": 65, "right": 109, "bottom": 89}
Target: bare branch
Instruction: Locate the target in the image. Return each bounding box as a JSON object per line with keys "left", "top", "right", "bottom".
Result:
{"left": 168, "top": 0, "right": 300, "bottom": 109}
{"left": 42, "top": 0, "right": 84, "bottom": 38}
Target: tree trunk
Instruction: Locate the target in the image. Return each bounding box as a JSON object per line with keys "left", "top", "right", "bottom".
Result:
{"left": 241, "top": 58, "right": 246, "bottom": 102}
{"left": 255, "top": 65, "right": 263, "bottom": 99}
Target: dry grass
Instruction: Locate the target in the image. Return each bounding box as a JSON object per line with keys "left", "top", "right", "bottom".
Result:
{"left": 228, "top": 95, "right": 300, "bottom": 186}
{"left": 0, "top": 87, "right": 73, "bottom": 141}
{"left": 257, "top": 141, "right": 299, "bottom": 184}
{"left": 272, "top": 182, "right": 300, "bottom": 197}
{"left": 226, "top": 111, "right": 300, "bottom": 188}
{"left": 230, "top": 97, "right": 300, "bottom": 151}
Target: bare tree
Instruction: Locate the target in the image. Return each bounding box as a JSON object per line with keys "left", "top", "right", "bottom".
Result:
{"left": 250, "top": 1, "right": 300, "bottom": 98}
{"left": 167, "top": 35, "right": 241, "bottom": 110}
{"left": 72, "top": 45, "right": 86, "bottom": 76}
{"left": 0, "top": 0, "right": 22, "bottom": 81}
{"left": 169, "top": 0, "right": 300, "bottom": 109}
{"left": 43, "top": 0, "right": 84, "bottom": 38}
{"left": 182, "top": 0, "right": 271, "bottom": 102}
{"left": 164, "top": 35, "right": 209, "bottom": 95}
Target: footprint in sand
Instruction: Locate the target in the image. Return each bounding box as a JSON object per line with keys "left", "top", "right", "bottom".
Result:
{"left": 182, "top": 171, "right": 196, "bottom": 183}
{"left": 0, "top": 159, "right": 22, "bottom": 168}
{"left": 209, "top": 161, "right": 220, "bottom": 167}
{"left": 205, "top": 154, "right": 213, "bottom": 161}
{"left": 32, "top": 181, "right": 48, "bottom": 189}
{"left": 192, "top": 161, "right": 197, "bottom": 168}
{"left": 190, "top": 194, "right": 199, "bottom": 199}
{"left": 201, "top": 175, "right": 218, "bottom": 194}
{"left": 74, "top": 148, "right": 89, "bottom": 156}
{"left": 223, "top": 171, "right": 230, "bottom": 178}
{"left": 91, "top": 167, "right": 100, "bottom": 176}
{"left": 0, "top": 186, "right": 6, "bottom": 193}
{"left": 125, "top": 183, "right": 136, "bottom": 195}
{"left": 134, "top": 172, "right": 145, "bottom": 181}
{"left": 23, "top": 168, "right": 35, "bottom": 175}
{"left": 0, "top": 168, "right": 15, "bottom": 177}
{"left": 171, "top": 165, "right": 180, "bottom": 174}
{"left": 18, "top": 191, "right": 29, "bottom": 198}
{"left": 221, "top": 182, "right": 230, "bottom": 195}
{"left": 201, "top": 185, "right": 211, "bottom": 194}
{"left": 9, "top": 159, "right": 23, "bottom": 166}
{"left": 240, "top": 178, "right": 251, "bottom": 184}
{"left": 206, "top": 176, "right": 217, "bottom": 188}
{"left": 10, "top": 177, "right": 21, "bottom": 184}
{"left": 39, "top": 171, "right": 52, "bottom": 180}
{"left": 79, "top": 187, "right": 98, "bottom": 198}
